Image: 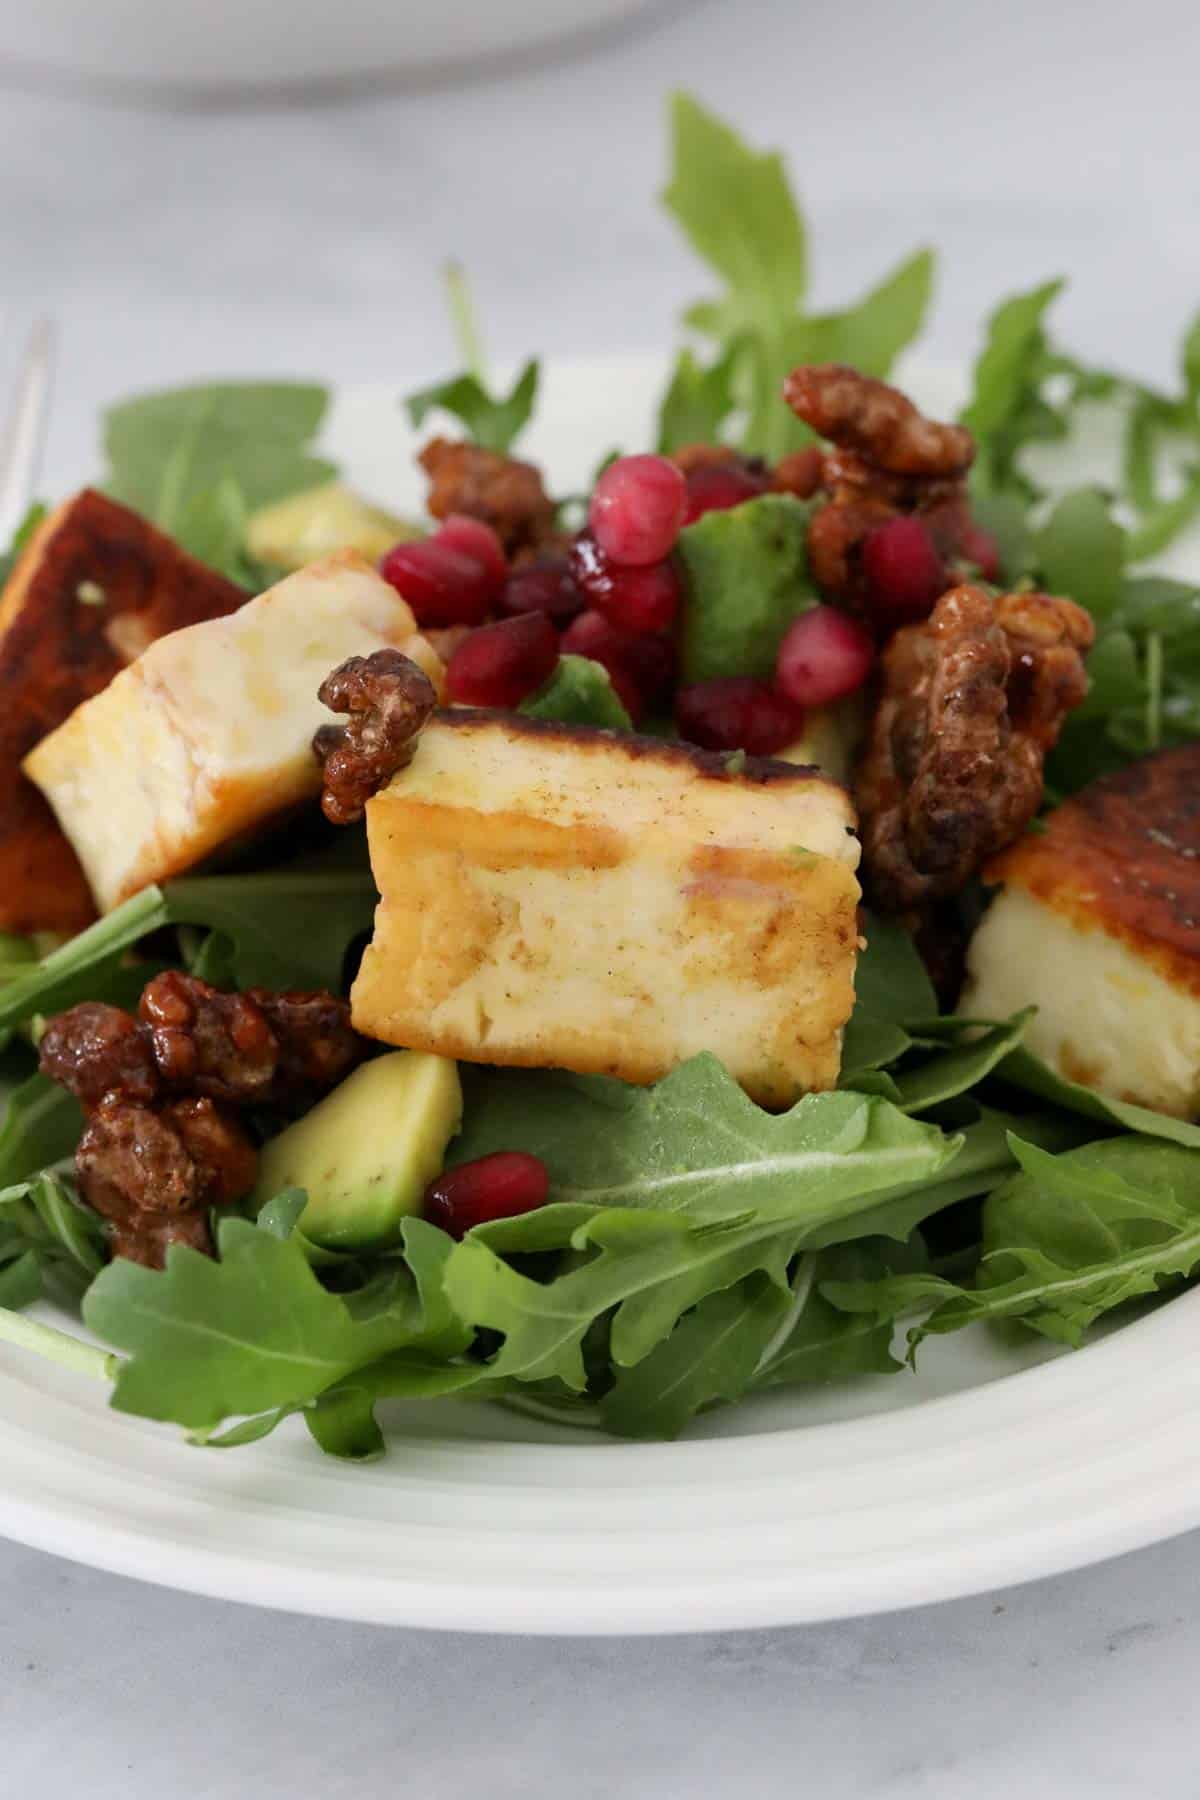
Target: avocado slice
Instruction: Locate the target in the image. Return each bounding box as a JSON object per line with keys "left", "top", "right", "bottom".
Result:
{"left": 256, "top": 1051, "right": 462, "bottom": 1251}
{"left": 246, "top": 482, "right": 421, "bottom": 572}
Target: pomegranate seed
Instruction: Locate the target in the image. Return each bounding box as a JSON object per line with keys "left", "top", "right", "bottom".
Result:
{"left": 380, "top": 539, "right": 493, "bottom": 628}
{"left": 676, "top": 678, "right": 805, "bottom": 757}
{"left": 425, "top": 1151, "right": 550, "bottom": 1239}
{"left": 860, "top": 515, "right": 946, "bottom": 628}
{"left": 775, "top": 606, "right": 875, "bottom": 707}
{"left": 560, "top": 611, "right": 675, "bottom": 721}
{"left": 500, "top": 552, "right": 584, "bottom": 624}
{"left": 683, "top": 462, "right": 764, "bottom": 523}
{"left": 568, "top": 536, "right": 680, "bottom": 635}
{"left": 445, "top": 613, "right": 559, "bottom": 709}
{"left": 435, "top": 515, "right": 507, "bottom": 594}
{"left": 589, "top": 454, "right": 687, "bottom": 567}
{"left": 958, "top": 521, "right": 1002, "bottom": 583}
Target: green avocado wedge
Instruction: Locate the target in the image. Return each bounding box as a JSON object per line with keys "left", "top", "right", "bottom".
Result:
{"left": 256, "top": 1052, "right": 463, "bottom": 1251}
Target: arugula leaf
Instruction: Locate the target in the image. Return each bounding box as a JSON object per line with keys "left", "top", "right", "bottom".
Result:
{"left": 1035, "top": 487, "right": 1126, "bottom": 618}
{"left": 0, "top": 501, "right": 48, "bottom": 587}
{"left": 84, "top": 1215, "right": 457, "bottom": 1431}
{"left": 600, "top": 1268, "right": 796, "bottom": 1438}
{"left": 0, "top": 847, "right": 377, "bottom": 1035}
{"left": 0, "top": 1171, "right": 106, "bottom": 1308}
{"left": 961, "top": 279, "right": 1066, "bottom": 497}
{"left": 520, "top": 656, "right": 633, "bottom": 730}
{"left": 655, "top": 343, "right": 742, "bottom": 454}
{"left": 825, "top": 1135, "right": 1200, "bottom": 1352}
{"left": 455, "top": 1054, "right": 957, "bottom": 1228}
{"left": 885, "top": 1011, "right": 1033, "bottom": 1114}
{"left": 676, "top": 493, "right": 815, "bottom": 681}
{"left": 0, "top": 1072, "right": 82, "bottom": 1188}
{"left": 405, "top": 360, "right": 539, "bottom": 456}
{"left": 103, "top": 383, "right": 335, "bottom": 574}
{"left": 800, "top": 249, "right": 935, "bottom": 380}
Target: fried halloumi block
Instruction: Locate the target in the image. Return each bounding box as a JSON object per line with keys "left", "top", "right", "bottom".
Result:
{"left": 351, "top": 713, "right": 861, "bottom": 1106}
{"left": 962, "top": 743, "right": 1200, "bottom": 1117}
{"left": 0, "top": 489, "right": 245, "bottom": 933}
{"left": 25, "top": 551, "right": 443, "bottom": 913}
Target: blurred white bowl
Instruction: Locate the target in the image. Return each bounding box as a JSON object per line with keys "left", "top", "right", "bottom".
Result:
{"left": 0, "top": 0, "right": 663, "bottom": 94}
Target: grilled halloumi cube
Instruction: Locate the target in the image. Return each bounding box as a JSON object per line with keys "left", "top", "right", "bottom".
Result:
{"left": 25, "top": 551, "right": 443, "bottom": 913}
{"left": 0, "top": 488, "right": 245, "bottom": 933}
{"left": 962, "top": 742, "right": 1200, "bottom": 1117}
{"left": 351, "top": 713, "right": 861, "bottom": 1107}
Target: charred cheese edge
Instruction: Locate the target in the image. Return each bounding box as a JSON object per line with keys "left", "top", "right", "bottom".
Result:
{"left": 0, "top": 488, "right": 245, "bottom": 933}
{"left": 24, "top": 550, "right": 443, "bottom": 913}
{"left": 962, "top": 742, "right": 1200, "bottom": 1118}
{"left": 352, "top": 712, "right": 861, "bottom": 1108}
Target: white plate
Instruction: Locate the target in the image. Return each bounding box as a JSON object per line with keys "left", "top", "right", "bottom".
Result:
{"left": 3, "top": 357, "right": 1199, "bottom": 1635}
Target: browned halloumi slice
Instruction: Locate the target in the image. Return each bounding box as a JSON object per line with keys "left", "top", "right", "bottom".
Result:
{"left": 963, "top": 742, "right": 1200, "bottom": 1116}
{"left": 0, "top": 489, "right": 245, "bottom": 933}
{"left": 350, "top": 712, "right": 862, "bottom": 1107}
{"left": 25, "top": 551, "right": 443, "bottom": 914}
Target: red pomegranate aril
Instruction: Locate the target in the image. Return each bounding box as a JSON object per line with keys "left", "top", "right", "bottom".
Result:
{"left": 435, "top": 515, "right": 508, "bottom": 593}
{"left": 500, "top": 552, "right": 584, "bottom": 624}
{"left": 568, "top": 536, "right": 680, "bottom": 635}
{"left": 676, "top": 678, "right": 805, "bottom": 757}
{"left": 860, "top": 515, "right": 947, "bottom": 628}
{"left": 958, "top": 521, "right": 1002, "bottom": 583}
{"left": 379, "top": 539, "right": 493, "bottom": 628}
{"left": 445, "top": 613, "right": 559, "bottom": 709}
{"left": 776, "top": 606, "right": 875, "bottom": 708}
{"left": 425, "top": 1151, "right": 550, "bottom": 1240}
{"left": 683, "top": 462, "right": 764, "bottom": 523}
{"left": 589, "top": 454, "right": 687, "bottom": 567}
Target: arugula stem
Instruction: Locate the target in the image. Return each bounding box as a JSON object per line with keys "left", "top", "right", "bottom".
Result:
{"left": 444, "top": 262, "right": 486, "bottom": 383}
{"left": 0, "top": 1306, "right": 117, "bottom": 1383}
{"left": 1145, "top": 630, "right": 1164, "bottom": 749}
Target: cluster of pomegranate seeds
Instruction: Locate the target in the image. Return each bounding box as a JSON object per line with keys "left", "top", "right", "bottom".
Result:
{"left": 424, "top": 1151, "right": 550, "bottom": 1239}
{"left": 380, "top": 514, "right": 508, "bottom": 628}
{"left": 499, "top": 552, "right": 584, "bottom": 624}
{"left": 860, "top": 516, "right": 947, "bottom": 629}
{"left": 682, "top": 461, "right": 766, "bottom": 524}
{"left": 675, "top": 678, "right": 805, "bottom": 757}
{"left": 589, "top": 454, "right": 687, "bottom": 566}
{"left": 775, "top": 607, "right": 875, "bottom": 709}
{"left": 446, "top": 612, "right": 559, "bottom": 709}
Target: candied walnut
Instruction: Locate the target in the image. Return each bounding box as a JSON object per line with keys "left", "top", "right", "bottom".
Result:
{"left": 418, "top": 436, "right": 557, "bottom": 559}
{"left": 38, "top": 1002, "right": 160, "bottom": 1109}
{"left": 248, "top": 988, "right": 363, "bottom": 1101}
{"left": 314, "top": 648, "right": 437, "bottom": 826}
{"left": 76, "top": 1094, "right": 256, "bottom": 1269}
{"left": 784, "top": 365, "right": 974, "bottom": 481}
{"left": 783, "top": 365, "right": 983, "bottom": 614}
{"left": 856, "top": 584, "right": 1094, "bottom": 913}
{"left": 139, "top": 970, "right": 277, "bottom": 1101}
{"left": 770, "top": 446, "right": 826, "bottom": 500}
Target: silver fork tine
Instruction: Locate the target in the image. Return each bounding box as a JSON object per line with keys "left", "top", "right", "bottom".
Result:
{"left": 0, "top": 317, "right": 56, "bottom": 545}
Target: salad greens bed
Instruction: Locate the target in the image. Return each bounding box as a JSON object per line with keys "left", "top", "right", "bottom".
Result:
{"left": 4, "top": 94, "right": 1200, "bottom": 1459}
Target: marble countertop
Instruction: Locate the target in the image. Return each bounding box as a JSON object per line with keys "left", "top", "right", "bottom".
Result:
{"left": 2, "top": 0, "right": 1199, "bottom": 1790}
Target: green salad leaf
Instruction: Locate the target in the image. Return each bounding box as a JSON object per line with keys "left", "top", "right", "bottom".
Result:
{"left": 103, "top": 382, "right": 335, "bottom": 580}
{"left": 826, "top": 1135, "right": 1200, "bottom": 1352}
{"left": 406, "top": 359, "right": 540, "bottom": 457}
{"left": 676, "top": 492, "right": 815, "bottom": 681}
{"left": 521, "top": 655, "right": 633, "bottom": 730}
{"left": 656, "top": 342, "right": 743, "bottom": 455}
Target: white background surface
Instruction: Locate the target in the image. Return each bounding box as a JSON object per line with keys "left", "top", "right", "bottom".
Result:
{"left": 2, "top": 0, "right": 1200, "bottom": 1790}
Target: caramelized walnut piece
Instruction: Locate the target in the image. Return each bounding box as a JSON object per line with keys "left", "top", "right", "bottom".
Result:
{"left": 856, "top": 584, "right": 1095, "bottom": 913}
{"left": 75, "top": 1094, "right": 257, "bottom": 1269}
{"left": 139, "top": 970, "right": 278, "bottom": 1102}
{"left": 38, "top": 1002, "right": 160, "bottom": 1108}
{"left": 783, "top": 365, "right": 980, "bottom": 612}
{"left": 418, "top": 436, "right": 557, "bottom": 559}
{"left": 41, "top": 975, "right": 365, "bottom": 1265}
{"left": 770, "top": 446, "right": 826, "bottom": 500}
{"left": 314, "top": 649, "right": 437, "bottom": 826}
{"left": 784, "top": 365, "right": 975, "bottom": 480}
